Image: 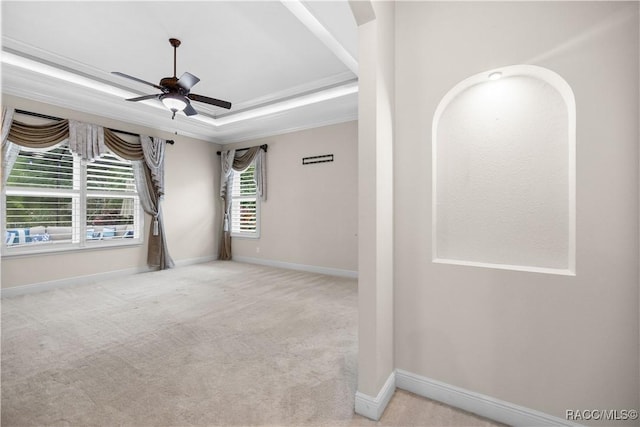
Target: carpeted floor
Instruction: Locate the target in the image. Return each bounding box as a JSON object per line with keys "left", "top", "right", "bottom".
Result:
{"left": 1, "top": 261, "right": 502, "bottom": 426}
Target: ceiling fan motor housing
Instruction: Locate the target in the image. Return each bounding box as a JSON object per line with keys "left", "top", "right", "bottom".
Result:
{"left": 159, "top": 77, "right": 183, "bottom": 93}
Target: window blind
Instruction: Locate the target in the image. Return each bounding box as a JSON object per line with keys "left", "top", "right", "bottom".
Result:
{"left": 230, "top": 164, "right": 258, "bottom": 236}
{"left": 6, "top": 146, "right": 75, "bottom": 190}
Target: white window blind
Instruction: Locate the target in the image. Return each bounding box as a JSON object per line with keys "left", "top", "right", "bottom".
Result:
{"left": 86, "top": 153, "right": 138, "bottom": 241}
{"left": 230, "top": 163, "right": 259, "bottom": 238}
{"left": 86, "top": 154, "right": 136, "bottom": 193}
{"left": 3, "top": 144, "right": 142, "bottom": 252}
{"left": 6, "top": 146, "right": 75, "bottom": 190}
{"left": 5, "top": 146, "right": 77, "bottom": 244}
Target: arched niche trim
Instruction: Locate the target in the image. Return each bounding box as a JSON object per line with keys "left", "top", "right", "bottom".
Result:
{"left": 432, "top": 65, "right": 576, "bottom": 275}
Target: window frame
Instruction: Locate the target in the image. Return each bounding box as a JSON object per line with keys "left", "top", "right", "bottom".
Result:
{"left": 229, "top": 162, "right": 260, "bottom": 239}
{"left": 2, "top": 143, "right": 144, "bottom": 257}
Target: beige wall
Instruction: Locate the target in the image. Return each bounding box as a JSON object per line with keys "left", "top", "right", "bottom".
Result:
{"left": 394, "top": 1, "right": 639, "bottom": 422}
{"left": 228, "top": 120, "right": 358, "bottom": 273}
{"left": 1, "top": 95, "right": 221, "bottom": 289}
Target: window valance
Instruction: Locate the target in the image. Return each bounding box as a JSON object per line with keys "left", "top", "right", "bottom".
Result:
{"left": 8, "top": 119, "right": 69, "bottom": 148}
{"left": 6, "top": 116, "right": 146, "bottom": 162}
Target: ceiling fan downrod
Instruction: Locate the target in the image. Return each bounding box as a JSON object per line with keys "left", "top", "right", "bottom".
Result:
{"left": 169, "top": 38, "right": 181, "bottom": 78}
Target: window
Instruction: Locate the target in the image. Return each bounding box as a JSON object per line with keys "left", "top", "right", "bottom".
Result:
{"left": 230, "top": 163, "right": 259, "bottom": 238}
{"left": 3, "top": 143, "right": 142, "bottom": 254}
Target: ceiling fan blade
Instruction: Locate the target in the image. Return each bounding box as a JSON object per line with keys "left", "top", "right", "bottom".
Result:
{"left": 126, "top": 94, "right": 160, "bottom": 102}
{"left": 188, "top": 93, "right": 232, "bottom": 110}
{"left": 183, "top": 103, "right": 198, "bottom": 116}
{"left": 178, "top": 72, "right": 200, "bottom": 91}
{"left": 112, "top": 72, "right": 163, "bottom": 90}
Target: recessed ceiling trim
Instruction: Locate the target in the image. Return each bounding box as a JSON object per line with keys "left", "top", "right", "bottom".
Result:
{"left": 2, "top": 50, "right": 136, "bottom": 102}
{"left": 280, "top": 0, "right": 358, "bottom": 75}
{"left": 2, "top": 50, "right": 358, "bottom": 129}
{"left": 3, "top": 60, "right": 358, "bottom": 144}
{"left": 2, "top": 68, "right": 232, "bottom": 141}
{"left": 216, "top": 77, "right": 358, "bottom": 118}
{"left": 212, "top": 70, "right": 356, "bottom": 114}
{"left": 3, "top": 36, "right": 114, "bottom": 83}
{"left": 4, "top": 36, "right": 355, "bottom": 119}
{"left": 220, "top": 111, "right": 358, "bottom": 145}
{"left": 214, "top": 81, "right": 358, "bottom": 126}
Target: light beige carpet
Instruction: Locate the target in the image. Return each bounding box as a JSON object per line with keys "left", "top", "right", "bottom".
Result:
{"left": 2, "top": 261, "right": 503, "bottom": 426}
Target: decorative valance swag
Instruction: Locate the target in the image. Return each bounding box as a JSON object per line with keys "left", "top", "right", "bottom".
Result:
{"left": 218, "top": 145, "right": 267, "bottom": 260}
{"left": 1, "top": 107, "right": 174, "bottom": 269}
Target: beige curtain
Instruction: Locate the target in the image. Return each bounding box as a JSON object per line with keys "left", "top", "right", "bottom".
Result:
{"left": 218, "top": 146, "right": 265, "bottom": 260}
{"left": 8, "top": 119, "right": 69, "bottom": 148}
{"left": 104, "top": 128, "right": 144, "bottom": 159}
{"left": 219, "top": 149, "right": 235, "bottom": 260}
{"left": 133, "top": 158, "right": 174, "bottom": 269}
{"left": 105, "top": 130, "right": 173, "bottom": 269}
{"left": 3, "top": 115, "right": 69, "bottom": 185}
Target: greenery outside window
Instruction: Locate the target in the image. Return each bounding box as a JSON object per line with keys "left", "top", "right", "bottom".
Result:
{"left": 2, "top": 143, "right": 142, "bottom": 254}
{"left": 230, "top": 163, "right": 259, "bottom": 238}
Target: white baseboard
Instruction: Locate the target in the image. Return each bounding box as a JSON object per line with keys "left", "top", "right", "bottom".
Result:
{"left": 1, "top": 265, "right": 151, "bottom": 298}
{"left": 1, "top": 255, "right": 218, "bottom": 298}
{"left": 233, "top": 256, "right": 358, "bottom": 279}
{"left": 355, "top": 370, "right": 396, "bottom": 421}
{"left": 395, "top": 369, "right": 581, "bottom": 427}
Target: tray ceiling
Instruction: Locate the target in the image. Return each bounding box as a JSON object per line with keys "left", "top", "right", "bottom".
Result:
{"left": 1, "top": 1, "right": 358, "bottom": 143}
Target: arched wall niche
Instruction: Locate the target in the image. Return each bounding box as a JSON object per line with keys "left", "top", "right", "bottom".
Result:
{"left": 432, "top": 65, "right": 576, "bottom": 275}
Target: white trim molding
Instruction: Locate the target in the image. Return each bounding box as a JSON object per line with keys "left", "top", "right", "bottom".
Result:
{"left": 354, "top": 370, "right": 396, "bottom": 421}
{"left": 395, "top": 369, "right": 582, "bottom": 427}
{"left": 1, "top": 265, "right": 151, "bottom": 298}
{"left": 233, "top": 256, "right": 358, "bottom": 279}
{"left": 1, "top": 255, "right": 217, "bottom": 298}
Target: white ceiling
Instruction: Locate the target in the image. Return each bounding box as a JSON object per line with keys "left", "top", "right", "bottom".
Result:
{"left": 1, "top": 1, "right": 358, "bottom": 144}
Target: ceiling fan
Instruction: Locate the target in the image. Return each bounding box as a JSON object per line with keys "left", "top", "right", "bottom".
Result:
{"left": 112, "top": 38, "right": 232, "bottom": 119}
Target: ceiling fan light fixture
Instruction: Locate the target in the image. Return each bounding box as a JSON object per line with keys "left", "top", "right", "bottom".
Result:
{"left": 161, "top": 93, "right": 187, "bottom": 112}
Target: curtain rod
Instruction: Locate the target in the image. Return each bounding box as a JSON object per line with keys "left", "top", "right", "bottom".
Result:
{"left": 216, "top": 144, "right": 268, "bottom": 155}
{"left": 14, "top": 109, "right": 175, "bottom": 145}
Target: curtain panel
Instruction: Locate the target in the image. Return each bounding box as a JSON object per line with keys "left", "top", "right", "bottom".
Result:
{"left": 140, "top": 135, "right": 166, "bottom": 197}
{"left": 218, "top": 146, "right": 266, "bottom": 260}
{"left": 1, "top": 109, "right": 174, "bottom": 269}
{"left": 69, "top": 120, "right": 107, "bottom": 161}
{"left": 133, "top": 159, "right": 174, "bottom": 269}
{"left": 2, "top": 107, "right": 17, "bottom": 184}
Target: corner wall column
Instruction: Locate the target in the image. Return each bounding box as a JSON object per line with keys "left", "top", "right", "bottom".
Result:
{"left": 350, "top": 0, "right": 396, "bottom": 420}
